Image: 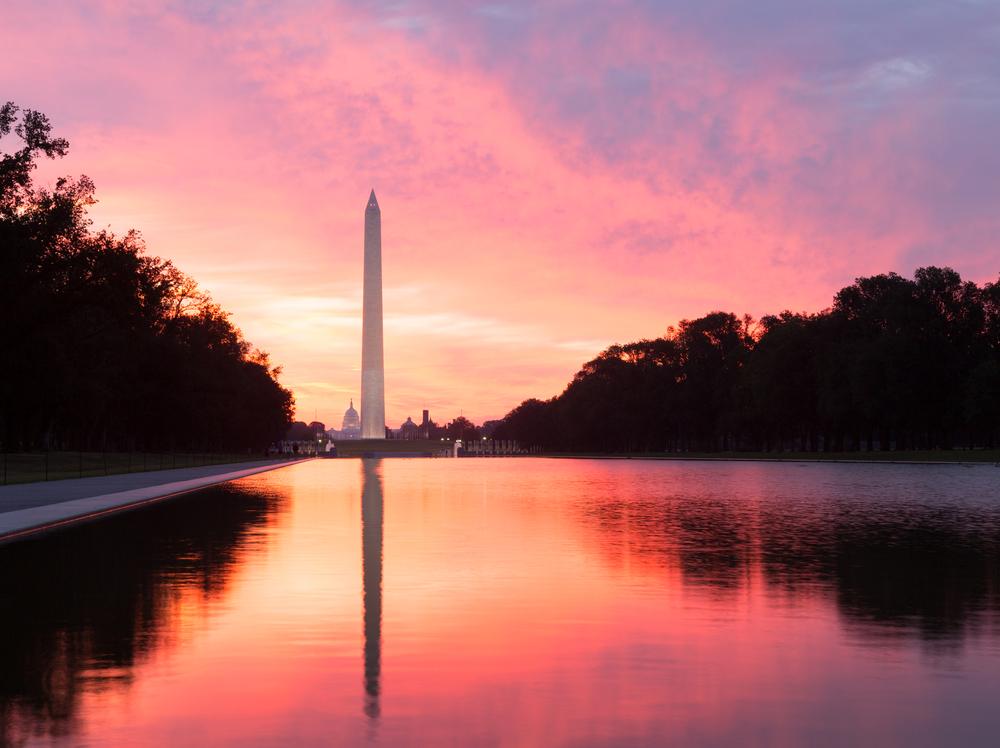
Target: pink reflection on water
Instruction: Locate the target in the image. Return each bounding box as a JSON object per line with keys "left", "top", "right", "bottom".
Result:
{"left": 3, "top": 458, "right": 1000, "bottom": 746}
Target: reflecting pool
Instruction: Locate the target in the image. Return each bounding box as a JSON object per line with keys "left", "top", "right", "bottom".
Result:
{"left": 2, "top": 458, "right": 999, "bottom": 746}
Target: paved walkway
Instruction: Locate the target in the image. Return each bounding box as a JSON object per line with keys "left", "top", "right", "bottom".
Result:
{"left": 0, "top": 458, "right": 310, "bottom": 544}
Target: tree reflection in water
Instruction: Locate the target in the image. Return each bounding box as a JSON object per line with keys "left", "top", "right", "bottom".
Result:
{"left": 579, "top": 472, "right": 1000, "bottom": 650}
{"left": 0, "top": 483, "right": 285, "bottom": 746}
{"left": 0, "top": 460, "right": 997, "bottom": 745}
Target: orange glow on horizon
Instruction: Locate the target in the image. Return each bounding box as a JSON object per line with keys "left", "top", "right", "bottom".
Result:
{"left": 4, "top": 1, "right": 997, "bottom": 427}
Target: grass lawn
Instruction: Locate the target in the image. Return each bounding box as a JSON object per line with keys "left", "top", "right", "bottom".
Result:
{"left": 0, "top": 451, "right": 270, "bottom": 486}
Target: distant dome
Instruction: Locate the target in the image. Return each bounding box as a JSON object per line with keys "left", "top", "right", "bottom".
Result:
{"left": 342, "top": 399, "right": 361, "bottom": 431}
{"left": 399, "top": 416, "right": 419, "bottom": 439}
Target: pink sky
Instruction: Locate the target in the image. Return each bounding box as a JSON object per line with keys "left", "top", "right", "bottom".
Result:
{"left": 3, "top": 1, "right": 998, "bottom": 427}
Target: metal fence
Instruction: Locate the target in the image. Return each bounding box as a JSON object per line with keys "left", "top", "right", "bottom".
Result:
{"left": 0, "top": 451, "right": 267, "bottom": 486}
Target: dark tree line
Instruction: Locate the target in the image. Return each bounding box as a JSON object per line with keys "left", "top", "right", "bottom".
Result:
{"left": 495, "top": 267, "right": 1000, "bottom": 453}
{"left": 0, "top": 103, "right": 293, "bottom": 452}
{"left": 285, "top": 415, "right": 483, "bottom": 442}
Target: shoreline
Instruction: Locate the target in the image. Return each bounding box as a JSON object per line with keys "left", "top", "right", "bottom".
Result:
{"left": 0, "top": 458, "right": 312, "bottom": 546}
{"left": 535, "top": 452, "right": 1000, "bottom": 466}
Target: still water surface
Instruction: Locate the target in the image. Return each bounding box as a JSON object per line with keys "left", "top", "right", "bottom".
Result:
{"left": 2, "top": 458, "right": 1000, "bottom": 746}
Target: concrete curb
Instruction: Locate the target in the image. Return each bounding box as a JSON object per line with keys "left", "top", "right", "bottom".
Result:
{"left": 0, "top": 458, "right": 312, "bottom": 545}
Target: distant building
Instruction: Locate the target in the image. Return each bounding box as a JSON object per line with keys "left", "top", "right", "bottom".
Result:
{"left": 327, "top": 399, "right": 362, "bottom": 440}
{"left": 342, "top": 399, "right": 361, "bottom": 438}
{"left": 398, "top": 417, "right": 419, "bottom": 439}
{"left": 281, "top": 419, "right": 323, "bottom": 454}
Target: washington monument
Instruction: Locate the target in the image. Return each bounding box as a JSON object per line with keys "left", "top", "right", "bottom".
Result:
{"left": 361, "top": 189, "right": 386, "bottom": 439}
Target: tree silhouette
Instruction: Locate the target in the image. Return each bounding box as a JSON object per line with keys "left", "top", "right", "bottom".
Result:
{"left": 496, "top": 268, "right": 1000, "bottom": 453}
{"left": 0, "top": 103, "right": 292, "bottom": 451}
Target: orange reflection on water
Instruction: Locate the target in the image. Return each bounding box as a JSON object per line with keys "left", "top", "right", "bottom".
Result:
{"left": 3, "top": 458, "right": 1000, "bottom": 746}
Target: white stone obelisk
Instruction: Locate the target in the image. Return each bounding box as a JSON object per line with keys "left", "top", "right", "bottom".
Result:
{"left": 361, "top": 189, "right": 386, "bottom": 439}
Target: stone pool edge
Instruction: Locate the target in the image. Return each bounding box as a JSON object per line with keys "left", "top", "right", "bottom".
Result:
{"left": 0, "top": 458, "right": 313, "bottom": 545}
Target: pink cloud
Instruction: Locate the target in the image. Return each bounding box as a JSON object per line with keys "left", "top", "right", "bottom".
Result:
{"left": 3, "top": 0, "right": 997, "bottom": 427}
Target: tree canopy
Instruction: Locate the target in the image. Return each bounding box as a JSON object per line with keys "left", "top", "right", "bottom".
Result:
{"left": 0, "top": 103, "right": 293, "bottom": 451}
{"left": 495, "top": 268, "right": 1000, "bottom": 453}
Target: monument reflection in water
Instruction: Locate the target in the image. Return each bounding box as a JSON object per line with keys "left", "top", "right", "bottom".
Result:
{"left": 361, "top": 459, "right": 383, "bottom": 719}
{"left": 1, "top": 458, "right": 1000, "bottom": 745}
